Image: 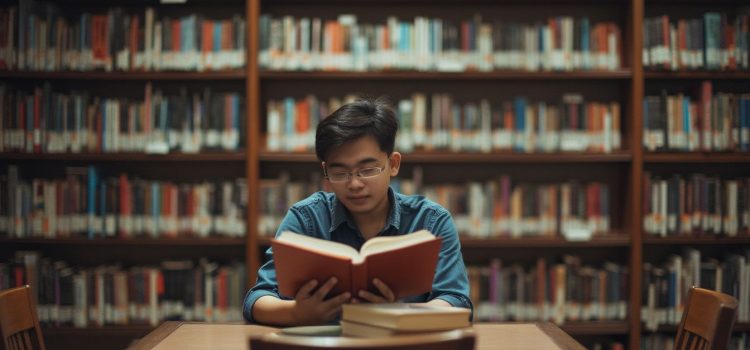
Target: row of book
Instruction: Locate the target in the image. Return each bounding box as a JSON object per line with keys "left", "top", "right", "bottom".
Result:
{"left": 643, "top": 82, "right": 750, "bottom": 152}
{"left": 642, "top": 334, "right": 749, "bottom": 350}
{"left": 0, "top": 165, "right": 248, "bottom": 239}
{"left": 640, "top": 248, "right": 749, "bottom": 331}
{"left": 259, "top": 15, "right": 622, "bottom": 72}
{"left": 3, "top": 251, "right": 246, "bottom": 327}
{"left": 643, "top": 173, "right": 750, "bottom": 237}
{"left": 0, "top": 5, "right": 246, "bottom": 72}
{"left": 259, "top": 171, "right": 611, "bottom": 239}
{"left": 267, "top": 93, "right": 622, "bottom": 154}
{"left": 643, "top": 13, "right": 750, "bottom": 71}
{"left": 0, "top": 83, "right": 244, "bottom": 154}
{"left": 468, "top": 256, "right": 628, "bottom": 324}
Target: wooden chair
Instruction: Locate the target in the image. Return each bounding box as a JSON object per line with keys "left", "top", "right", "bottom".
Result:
{"left": 0, "top": 285, "right": 46, "bottom": 350}
{"left": 673, "top": 287, "right": 738, "bottom": 350}
{"left": 249, "top": 328, "right": 475, "bottom": 350}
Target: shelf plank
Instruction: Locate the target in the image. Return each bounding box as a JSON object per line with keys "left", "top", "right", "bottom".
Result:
{"left": 560, "top": 321, "right": 629, "bottom": 335}
{"left": 41, "top": 321, "right": 629, "bottom": 337}
{"left": 649, "top": 323, "right": 750, "bottom": 333}
{"left": 42, "top": 325, "right": 154, "bottom": 337}
{"left": 645, "top": 71, "right": 750, "bottom": 79}
{"left": 643, "top": 235, "right": 750, "bottom": 245}
{"left": 258, "top": 235, "right": 629, "bottom": 248}
{"left": 460, "top": 235, "right": 629, "bottom": 248}
{"left": 265, "top": 0, "right": 623, "bottom": 4}
{"left": 0, "top": 70, "right": 246, "bottom": 80}
{"left": 260, "top": 151, "right": 632, "bottom": 163}
{"left": 0, "top": 152, "right": 246, "bottom": 162}
{"left": 0, "top": 237, "right": 245, "bottom": 246}
{"left": 643, "top": 152, "right": 750, "bottom": 163}
{"left": 260, "top": 70, "right": 632, "bottom": 80}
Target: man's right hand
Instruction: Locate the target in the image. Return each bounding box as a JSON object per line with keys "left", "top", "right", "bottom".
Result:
{"left": 292, "top": 277, "right": 351, "bottom": 325}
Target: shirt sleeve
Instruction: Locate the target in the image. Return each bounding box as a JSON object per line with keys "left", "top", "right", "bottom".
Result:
{"left": 242, "top": 207, "right": 308, "bottom": 323}
{"left": 427, "top": 209, "right": 474, "bottom": 315}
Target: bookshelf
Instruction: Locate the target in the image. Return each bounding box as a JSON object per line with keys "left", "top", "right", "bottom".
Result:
{"left": 0, "top": 0, "right": 748, "bottom": 349}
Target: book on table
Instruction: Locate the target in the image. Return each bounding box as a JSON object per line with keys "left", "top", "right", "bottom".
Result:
{"left": 341, "top": 303, "right": 471, "bottom": 336}
{"left": 272, "top": 230, "right": 441, "bottom": 298}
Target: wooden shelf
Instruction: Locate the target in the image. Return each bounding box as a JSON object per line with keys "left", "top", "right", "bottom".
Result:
{"left": 461, "top": 235, "right": 629, "bottom": 248}
{"left": 649, "top": 323, "right": 750, "bottom": 333}
{"left": 260, "top": 70, "right": 632, "bottom": 80}
{"left": 39, "top": 321, "right": 631, "bottom": 337}
{"left": 258, "top": 235, "right": 629, "bottom": 248}
{"left": 645, "top": 71, "right": 750, "bottom": 80}
{"left": 0, "top": 152, "right": 246, "bottom": 162}
{"left": 561, "top": 321, "right": 629, "bottom": 335}
{"left": 0, "top": 70, "right": 246, "bottom": 81}
{"left": 0, "top": 237, "right": 245, "bottom": 246}
{"left": 42, "top": 325, "right": 154, "bottom": 337}
{"left": 643, "top": 235, "right": 750, "bottom": 245}
{"left": 260, "top": 151, "right": 632, "bottom": 163}
{"left": 643, "top": 152, "right": 750, "bottom": 163}
{"left": 265, "top": 0, "right": 622, "bottom": 4}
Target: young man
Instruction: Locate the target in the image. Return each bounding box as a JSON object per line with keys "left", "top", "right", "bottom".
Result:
{"left": 243, "top": 97, "right": 472, "bottom": 326}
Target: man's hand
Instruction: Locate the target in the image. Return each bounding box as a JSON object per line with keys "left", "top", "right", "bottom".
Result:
{"left": 356, "top": 278, "right": 396, "bottom": 303}
{"left": 292, "top": 277, "right": 351, "bottom": 325}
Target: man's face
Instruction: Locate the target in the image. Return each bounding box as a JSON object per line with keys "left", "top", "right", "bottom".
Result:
{"left": 322, "top": 136, "right": 401, "bottom": 216}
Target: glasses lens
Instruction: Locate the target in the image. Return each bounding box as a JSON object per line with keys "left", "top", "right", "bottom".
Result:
{"left": 328, "top": 173, "right": 348, "bottom": 182}
{"left": 358, "top": 167, "right": 383, "bottom": 178}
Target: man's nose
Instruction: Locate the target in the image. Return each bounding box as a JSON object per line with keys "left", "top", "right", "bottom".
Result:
{"left": 348, "top": 175, "right": 366, "bottom": 188}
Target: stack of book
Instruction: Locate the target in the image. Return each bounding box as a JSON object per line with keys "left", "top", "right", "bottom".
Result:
{"left": 340, "top": 303, "right": 471, "bottom": 338}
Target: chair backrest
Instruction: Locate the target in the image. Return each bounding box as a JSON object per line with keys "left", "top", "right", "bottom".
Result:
{"left": 249, "top": 328, "right": 475, "bottom": 350}
{"left": 0, "top": 285, "right": 46, "bottom": 350}
{"left": 673, "top": 287, "right": 738, "bottom": 350}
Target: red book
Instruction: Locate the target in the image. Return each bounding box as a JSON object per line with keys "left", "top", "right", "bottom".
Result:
{"left": 272, "top": 230, "right": 441, "bottom": 299}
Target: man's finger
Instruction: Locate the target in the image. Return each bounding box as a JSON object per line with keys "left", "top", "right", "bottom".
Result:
{"left": 373, "top": 278, "right": 395, "bottom": 302}
{"left": 357, "top": 290, "right": 385, "bottom": 303}
{"left": 322, "top": 291, "right": 351, "bottom": 309}
{"left": 313, "top": 277, "right": 338, "bottom": 300}
{"left": 295, "top": 279, "right": 318, "bottom": 299}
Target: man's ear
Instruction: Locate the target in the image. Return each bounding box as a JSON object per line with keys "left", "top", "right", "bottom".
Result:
{"left": 321, "top": 162, "right": 327, "bottom": 177}
{"left": 389, "top": 152, "right": 401, "bottom": 176}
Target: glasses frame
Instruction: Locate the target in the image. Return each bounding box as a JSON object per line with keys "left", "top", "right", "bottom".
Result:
{"left": 324, "top": 162, "right": 388, "bottom": 183}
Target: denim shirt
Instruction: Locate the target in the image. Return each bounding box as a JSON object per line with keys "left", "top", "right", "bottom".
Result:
{"left": 242, "top": 186, "right": 473, "bottom": 323}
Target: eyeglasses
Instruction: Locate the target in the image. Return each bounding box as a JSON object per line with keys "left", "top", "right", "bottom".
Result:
{"left": 325, "top": 164, "right": 387, "bottom": 183}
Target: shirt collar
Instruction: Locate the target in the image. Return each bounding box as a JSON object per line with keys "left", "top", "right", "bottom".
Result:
{"left": 330, "top": 186, "right": 402, "bottom": 234}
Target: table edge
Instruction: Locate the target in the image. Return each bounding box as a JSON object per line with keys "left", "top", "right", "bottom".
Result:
{"left": 129, "top": 321, "right": 184, "bottom": 350}
{"left": 536, "top": 322, "right": 587, "bottom": 350}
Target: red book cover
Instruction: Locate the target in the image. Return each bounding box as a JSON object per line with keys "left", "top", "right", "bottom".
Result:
{"left": 272, "top": 230, "right": 441, "bottom": 299}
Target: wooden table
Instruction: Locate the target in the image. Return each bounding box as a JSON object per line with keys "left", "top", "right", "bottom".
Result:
{"left": 131, "top": 322, "right": 585, "bottom": 350}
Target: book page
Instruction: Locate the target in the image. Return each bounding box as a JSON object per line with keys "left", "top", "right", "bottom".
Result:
{"left": 277, "top": 231, "right": 359, "bottom": 260}
{"left": 360, "top": 230, "right": 435, "bottom": 258}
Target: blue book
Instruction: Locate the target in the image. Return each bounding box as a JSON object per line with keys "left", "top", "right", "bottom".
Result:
{"left": 284, "top": 97, "right": 295, "bottom": 144}
{"left": 99, "top": 181, "right": 107, "bottom": 237}
{"left": 214, "top": 22, "right": 222, "bottom": 52}
{"left": 151, "top": 181, "right": 159, "bottom": 237}
{"left": 513, "top": 97, "right": 527, "bottom": 151}
{"left": 683, "top": 96, "right": 691, "bottom": 151}
{"left": 87, "top": 166, "right": 98, "bottom": 239}
{"left": 581, "top": 18, "right": 590, "bottom": 67}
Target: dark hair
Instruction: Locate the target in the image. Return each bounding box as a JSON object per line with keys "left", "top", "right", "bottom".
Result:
{"left": 315, "top": 97, "right": 399, "bottom": 161}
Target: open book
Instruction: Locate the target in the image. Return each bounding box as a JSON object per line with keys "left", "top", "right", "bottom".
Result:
{"left": 272, "top": 230, "right": 441, "bottom": 299}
